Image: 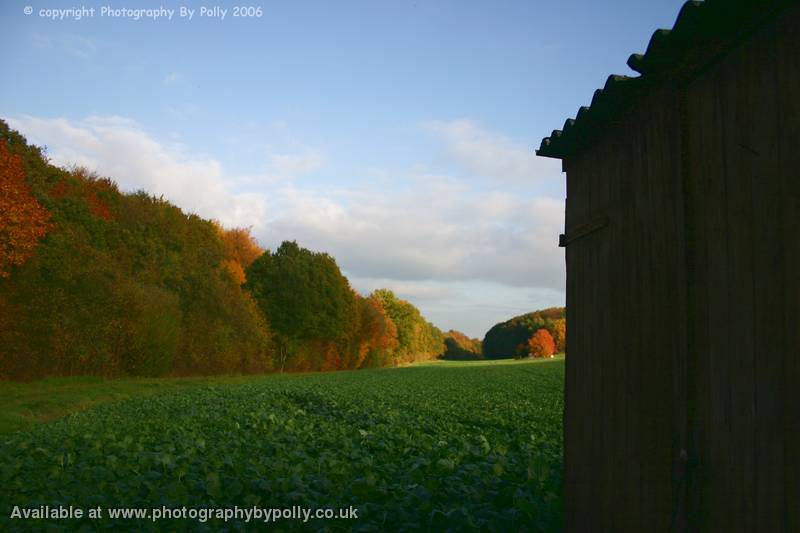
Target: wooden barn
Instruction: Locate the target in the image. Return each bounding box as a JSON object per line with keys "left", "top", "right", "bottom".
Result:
{"left": 536, "top": 1, "right": 799, "bottom": 531}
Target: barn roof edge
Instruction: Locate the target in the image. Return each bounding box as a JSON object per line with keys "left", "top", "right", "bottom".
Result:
{"left": 536, "top": 0, "right": 795, "bottom": 160}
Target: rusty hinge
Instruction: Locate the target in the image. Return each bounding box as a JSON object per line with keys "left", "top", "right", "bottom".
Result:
{"left": 558, "top": 215, "right": 609, "bottom": 247}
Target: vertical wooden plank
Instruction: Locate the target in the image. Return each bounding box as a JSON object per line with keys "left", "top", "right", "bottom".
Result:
{"left": 563, "top": 148, "right": 593, "bottom": 531}
{"left": 584, "top": 144, "right": 605, "bottom": 531}
{"left": 726, "top": 52, "right": 764, "bottom": 532}
{"left": 613, "top": 126, "right": 637, "bottom": 533}
{"left": 563, "top": 158, "right": 581, "bottom": 531}
{"left": 683, "top": 75, "right": 708, "bottom": 532}
{"left": 644, "top": 89, "right": 684, "bottom": 533}
{"left": 745, "top": 19, "right": 784, "bottom": 533}
{"left": 680, "top": 78, "right": 702, "bottom": 533}
{"left": 671, "top": 83, "right": 690, "bottom": 533}
{"left": 633, "top": 94, "right": 659, "bottom": 532}
{"left": 594, "top": 139, "right": 614, "bottom": 532}
{"left": 605, "top": 129, "right": 624, "bottom": 533}
{"left": 562, "top": 161, "right": 576, "bottom": 532}
{"left": 775, "top": 5, "right": 800, "bottom": 532}
{"left": 686, "top": 63, "right": 730, "bottom": 532}
{"left": 619, "top": 131, "right": 639, "bottom": 531}
{"left": 578, "top": 150, "right": 595, "bottom": 529}
{"left": 695, "top": 32, "right": 761, "bottom": 533}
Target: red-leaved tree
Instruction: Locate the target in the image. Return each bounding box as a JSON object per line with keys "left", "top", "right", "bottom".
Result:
{"left": 0, "top": 140, "right": 51, "bottom": 277}
{"left": 528, "top": 328, "right": 556, "bottom": 358}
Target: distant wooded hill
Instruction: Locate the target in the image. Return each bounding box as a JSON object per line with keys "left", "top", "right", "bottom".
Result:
{"left": 441, "top": 330, "right": 482, "bottom": 360}
{"left": 482, "top": 308, "right": 566, "bottom": 359}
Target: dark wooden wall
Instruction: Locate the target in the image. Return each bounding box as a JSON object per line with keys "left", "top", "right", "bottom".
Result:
{"left": 563, "top": 84, "right": 688, "bottom": 532}
{"left": 562, "top": 5, "right": 799, "bottom": 531}
{"left": 683, "top": 5, "right": 800, "bottom": 531}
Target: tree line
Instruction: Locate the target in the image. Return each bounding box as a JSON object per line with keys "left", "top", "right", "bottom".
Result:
{"left": 440, "top": 308, "right": 567, "bottom": 361}
{"left": 0, "top": 121, "right": 447, "bottom": 379}
{"left": 482, "top": 307, "right": 566, "bottom": 359}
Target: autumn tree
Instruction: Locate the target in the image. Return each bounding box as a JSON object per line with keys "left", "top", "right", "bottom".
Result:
{"left": 551, "top": 318, "right": 566, "bottom": 353}
{"left": 0, "top": 139, "right": 51, "bottom": 277}
{"left": 215, "top": 224, "right": 263, "bottom": 285}
{"left": 0, "top": 120, "right": 273, "bottom": 378}
{"left": 345, "top": 294, "right": 399, "bottom": 369}
{"left": 342, "top": 290, "right": 404, "bottom": 371}
{"left": 528, "top": 328, "right": 556, "bottom": 358}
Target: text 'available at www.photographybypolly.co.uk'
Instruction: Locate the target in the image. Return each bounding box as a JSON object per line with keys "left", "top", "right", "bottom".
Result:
{"left": 9, "top": 504, "right": 359, "bottom": 524}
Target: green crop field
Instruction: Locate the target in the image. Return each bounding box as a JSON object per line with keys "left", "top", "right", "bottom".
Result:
{"left": 0, "top": 358, "right": 564, "bottom": 532}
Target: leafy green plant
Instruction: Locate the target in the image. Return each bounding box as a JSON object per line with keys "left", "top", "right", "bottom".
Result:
{"left": 0, "top": 359, "right": 564, "bottom": 532}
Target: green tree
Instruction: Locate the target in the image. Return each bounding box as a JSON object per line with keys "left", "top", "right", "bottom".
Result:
{"left": 245, "top": 241, "right": 357, "bottom": 370}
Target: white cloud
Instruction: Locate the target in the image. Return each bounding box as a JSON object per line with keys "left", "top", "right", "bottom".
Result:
{"left": 348, "top": 277, "right": 459, "bottom": 302}
{"left": 163, "top": 71, "right": 181, "bottom": 85}
{"left": 269, "top": 150, "right": 324, "bottom": 178}
{"left": 7, "top": 115, "right": 266, "bottom": 229}
{"left": 164, "top": 103, "right": 199, "bottom": 120}
{"left": 7, "top": 115, "right": 333, "bottom": 229}
{"left": 28, "top": 32, "right": 96, "bottom": 59}
{"left": 422, "top": 118, "right": 562, "bottom": 184}
{"left": 62, "top": 34, "right": 97, "bottom": 59}
{"left": 260, "top": 178, "right": 565, "bottom": 290}
{"left": 347, "top": 277, "right": 564, "bottom": 338}
{"left": 30, "top": 33, "right": 52, "bottom": 49}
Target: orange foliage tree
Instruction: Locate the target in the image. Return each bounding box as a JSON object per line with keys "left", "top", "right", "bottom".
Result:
{"left": 216, "top": 225, "right": 264, "bottom": 285}
{"left": 0, "top": 139, "right": 51, "bottom": 277}
{"left": 551, "top": 318, "right": 566, "bottom": 353}
{"left": 72, "top": 167, "right": 115, "bottom": 220}
{"left": 528, "top": 328, "right": 556, "bottom": 358}
{"left": 354, "top": 295, "right": 399, "bottom": 368}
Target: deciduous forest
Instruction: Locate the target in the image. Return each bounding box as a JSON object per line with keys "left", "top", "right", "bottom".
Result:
{"left": 0, "top": 121, "right": 455, "bottom": 380}
{"left": 0, "top": 120, "right": 565, "bottom": 381}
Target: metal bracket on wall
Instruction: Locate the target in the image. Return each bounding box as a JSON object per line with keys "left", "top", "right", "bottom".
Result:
{"left": 558, "top": 215, "right": 610, "bottom": 247}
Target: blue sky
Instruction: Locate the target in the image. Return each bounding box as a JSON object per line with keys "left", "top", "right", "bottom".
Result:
{"left": 2, "top": 0, "right": 687, "bottom": 337}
